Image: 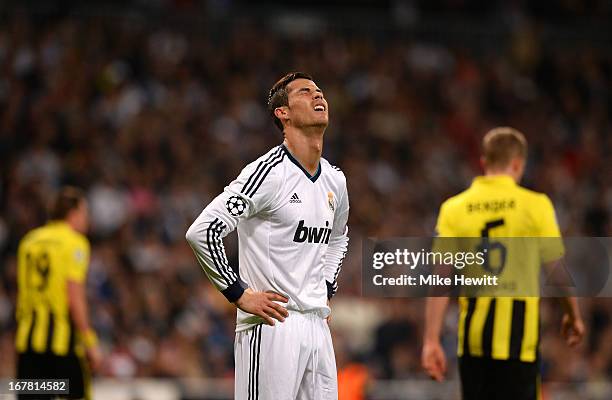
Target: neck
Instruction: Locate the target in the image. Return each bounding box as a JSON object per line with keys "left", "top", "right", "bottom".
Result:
{"left": 283, "top": 128, "right": 324, "bottom": 175}
{"left": 484, "top": 169, "right": 518, "bottom": 183}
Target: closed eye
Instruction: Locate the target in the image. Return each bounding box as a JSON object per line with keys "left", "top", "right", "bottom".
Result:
{"left": 298, "top": 87, "right": 323, "bottom": 95}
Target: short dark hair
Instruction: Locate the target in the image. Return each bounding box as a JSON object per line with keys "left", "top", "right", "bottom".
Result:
{"left": 267, "top": 72, "right": 313, "bottom": 132}
{"left": 50, "top": 186, "right": 85, "bottom": 220}
{"left": 482, "top": 127, "right": 528, "bottom": 168}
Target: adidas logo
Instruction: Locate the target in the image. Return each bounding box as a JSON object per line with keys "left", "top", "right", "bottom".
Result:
{"left": 289, "top": 193, "right": 302, "bottom": 204}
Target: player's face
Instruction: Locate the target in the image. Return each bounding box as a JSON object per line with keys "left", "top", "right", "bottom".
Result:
{"left": 72, "top": 200, "right": 89, "bottom": 234}
{"left": 284, "top": 78, "right": 328, "bottom": 130}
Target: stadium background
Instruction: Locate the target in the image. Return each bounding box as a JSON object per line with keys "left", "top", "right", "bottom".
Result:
{"left": 0, "top": 0, "right": 610, "bottom": 399}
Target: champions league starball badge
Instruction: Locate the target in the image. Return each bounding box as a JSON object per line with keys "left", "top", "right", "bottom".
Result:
{"left": 226, "top": 195, "right": 247, "bottom": 216}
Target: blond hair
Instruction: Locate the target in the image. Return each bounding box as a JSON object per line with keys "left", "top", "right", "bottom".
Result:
{"left": 482, "top": 127, "right": 527, "bottom": 169}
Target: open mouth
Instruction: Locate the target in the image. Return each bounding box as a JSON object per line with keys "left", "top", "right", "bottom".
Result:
{"left": 314, "top": 105, "right": 326, "bottom": 111}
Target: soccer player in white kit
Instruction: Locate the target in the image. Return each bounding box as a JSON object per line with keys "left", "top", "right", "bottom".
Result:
{"left": 186, "top": 72, "right": 349, "bottom": 400}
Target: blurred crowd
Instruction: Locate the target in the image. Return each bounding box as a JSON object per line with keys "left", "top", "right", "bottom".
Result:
{"left": 0, "top": 2, "right": 611, "bottom": 393}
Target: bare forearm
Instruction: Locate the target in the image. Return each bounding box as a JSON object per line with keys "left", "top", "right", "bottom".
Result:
{"left": 68, "top": 280, "right": 101, "bottom": 369}
{"left": 424, "top": 297, "right": 450, "bottom": 343}
{"left": 67, "top": 281, "right": 93, "bottom": 333}
{"left": 558, "top": 296, "right": 581, "bottom": 320}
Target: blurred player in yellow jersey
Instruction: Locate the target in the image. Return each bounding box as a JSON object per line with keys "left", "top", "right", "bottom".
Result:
{"left": 421, "top": 128, "right": 585, "bottom": 400}
{"left": 15, "top": 187, "right": 101, "bottom": 400}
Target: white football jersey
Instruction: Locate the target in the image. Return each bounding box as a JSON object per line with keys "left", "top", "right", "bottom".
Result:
{"left": 186, "top": 144, "right": 349, "bottom": 332}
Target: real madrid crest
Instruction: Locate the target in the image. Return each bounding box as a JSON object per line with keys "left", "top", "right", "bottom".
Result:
{"left": 327, "top": 192, "right": 335, "bottom": 212}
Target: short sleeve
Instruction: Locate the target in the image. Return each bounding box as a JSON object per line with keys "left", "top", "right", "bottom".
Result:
{"left": 537, "top": 195, "right": 562, "bottom": 237}
{"left": 432, "top": 201, "right": 459, "bottom": 255}
{"left": 435, "top": 201, "right": 456, "bottom": 238}
{"left": 66, "top": 236, "right": 90, "bottom": 283}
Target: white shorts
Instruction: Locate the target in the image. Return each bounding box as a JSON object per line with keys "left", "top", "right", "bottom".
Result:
{"left": 234, "top": 311, "right": 337, "bottom": 400}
